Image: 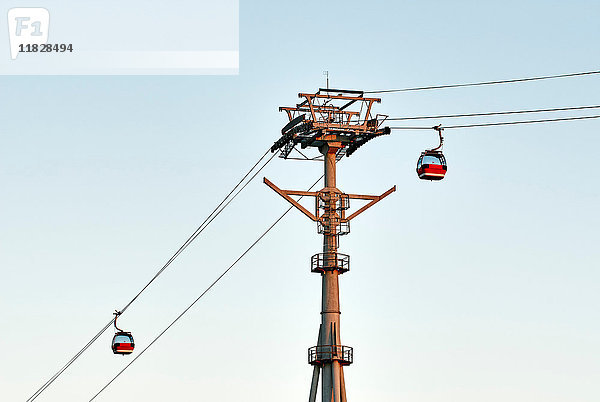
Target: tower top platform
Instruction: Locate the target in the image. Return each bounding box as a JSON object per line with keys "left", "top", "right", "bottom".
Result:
{"left": 272, "top": 88, "right": 390, "bottom": 158}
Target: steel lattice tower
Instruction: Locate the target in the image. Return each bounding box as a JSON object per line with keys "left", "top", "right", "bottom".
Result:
{"left": 266, "top": 88, "right": 394, "bottom": 402}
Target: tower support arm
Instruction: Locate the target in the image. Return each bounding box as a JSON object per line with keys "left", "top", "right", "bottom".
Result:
{"left": 264, "top": 177, "right": 318, "bottom": 221}
{"left": 346, "top": 185, "right": 396, "bottom": 221}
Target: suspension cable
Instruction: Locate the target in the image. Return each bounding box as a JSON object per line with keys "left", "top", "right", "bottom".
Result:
{"left": 442, "top": 115, "right": 600, "bottom": 129}
{"left": 389, "top": 114, "right": 600, "bottom": 130}
{"left": 119, "top": 149, "right": 277, "bottom": 314}
{"left": 26, "top": 148, "right": 277, "bottom": 402}
{"left": 89, "top": 175, "right": 324, "bottom": 401}
{"left": 26, "top": 319, "right": 115, "bottom": 402}
{"left": 364, "top": 70, "right": 600, "bottom": 94}
{"left": 385, "top": 104, "right": 600, "bottom": 121}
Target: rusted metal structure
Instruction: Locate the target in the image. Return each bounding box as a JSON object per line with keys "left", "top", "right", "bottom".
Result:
{"left": 266, "top": 88, "right": 394, "bottom": 402}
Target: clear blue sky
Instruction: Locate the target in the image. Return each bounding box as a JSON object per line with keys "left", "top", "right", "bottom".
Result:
{"left": 1, "top": 1, "right": 599, "bottom": 401}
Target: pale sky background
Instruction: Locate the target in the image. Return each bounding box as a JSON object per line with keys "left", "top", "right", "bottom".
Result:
{"left": 1, "top": 1, "right": 599, "bottom": 401}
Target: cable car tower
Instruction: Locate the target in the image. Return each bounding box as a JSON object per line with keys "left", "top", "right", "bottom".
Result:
{"left": 266, "top": 88, "right": 395, "bottom": 402}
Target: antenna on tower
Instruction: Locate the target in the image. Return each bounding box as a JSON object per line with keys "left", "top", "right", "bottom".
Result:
{"left": 323, "top": 71, "right": 329, "bottom": 89}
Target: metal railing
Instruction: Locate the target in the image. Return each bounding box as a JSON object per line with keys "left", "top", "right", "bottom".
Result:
{"left": 317, "top": 192, "right": 350, "bottom": 211}
{"left": 317, "top": 218, "right": 350, "bottom": 235}
{"left": 311, "top": 253, "right": 350, "bottom": 273}
{"left": 308, "top": 345, "right": 353, "bottom": 366}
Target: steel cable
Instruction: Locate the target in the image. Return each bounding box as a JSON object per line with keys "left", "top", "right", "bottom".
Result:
{"left": 89, "top": 175, "right": 324, "bottom": 401}
{"left": 364, "top": 70, "right": 600, "bottom": 94}
{"left": 26, "top": 147, "right": 276, "bottom": 402}
{"left": 384, "top": 104, "right": 600, "bottom": 121}
{"left": 389, "top": 114, "right": 600, "bottom": 130}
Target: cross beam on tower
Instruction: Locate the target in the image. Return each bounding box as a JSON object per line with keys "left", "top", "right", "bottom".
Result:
{"left": 266, "top": 89, "right": 394, "bottom": 402}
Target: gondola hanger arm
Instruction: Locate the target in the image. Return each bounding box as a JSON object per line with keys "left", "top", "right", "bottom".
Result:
{"left": 428, "top": 124, "right": 444, "bottom": 152}
{"left": 113, "top": 310, "right": 123, "bottom": 332}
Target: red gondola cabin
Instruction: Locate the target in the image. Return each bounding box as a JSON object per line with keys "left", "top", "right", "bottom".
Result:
{"left": 416, "top": 151, "right": 447, "bottom": 181}
{"left": 112, "top": 332, "right": 135, "bottom": 355}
